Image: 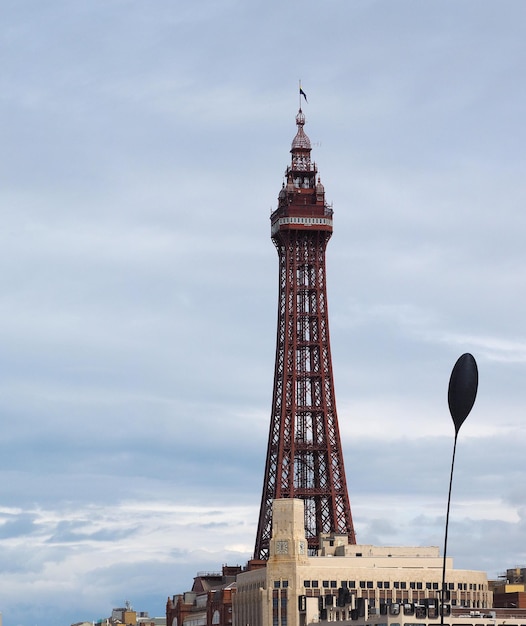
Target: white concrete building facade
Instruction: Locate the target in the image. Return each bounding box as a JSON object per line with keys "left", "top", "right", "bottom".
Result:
{"left": 234, "top": 500, "right": 491, "bottom": 626}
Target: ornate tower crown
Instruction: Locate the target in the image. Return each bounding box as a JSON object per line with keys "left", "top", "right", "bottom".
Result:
{"left": 271, "top": 109, "right": 332, "bottom": 234}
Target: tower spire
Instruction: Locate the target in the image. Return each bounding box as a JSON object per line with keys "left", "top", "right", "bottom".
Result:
{"left": 254, "top": 108, "right": 356, "bottom": 560}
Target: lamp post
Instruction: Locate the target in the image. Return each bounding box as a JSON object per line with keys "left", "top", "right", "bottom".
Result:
{"left": 441, "top": 353, "right": 478, "bottom": 624}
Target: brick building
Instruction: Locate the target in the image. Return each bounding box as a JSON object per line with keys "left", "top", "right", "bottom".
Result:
{"left": 166, "top": 566, "right": 241, "bottom": 626}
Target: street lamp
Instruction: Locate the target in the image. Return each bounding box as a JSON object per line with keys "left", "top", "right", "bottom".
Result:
{"left": 441, "top": 353, "right": 478, "bottom": 624}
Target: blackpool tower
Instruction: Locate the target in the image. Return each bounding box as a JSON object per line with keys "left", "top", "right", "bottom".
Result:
{"left": 254, "top": 106, "right": 356, "bottom": 560}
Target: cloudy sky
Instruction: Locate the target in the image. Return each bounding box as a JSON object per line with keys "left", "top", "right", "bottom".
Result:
{"left": 2, "top": 1, "right": 526, "bottom": 624}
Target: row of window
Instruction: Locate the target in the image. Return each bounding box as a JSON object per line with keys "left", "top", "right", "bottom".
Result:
{"left": 356, "top": 623, "right": 497, "bottom": 626}
{"left": 302, "top": 581, "right": 485, "bottom": 591}
{"left": 276, "top": 217, "right": 332, "bottom": 226}
{"left": 304, "top": 580, "right": 338, "bottom": 588}
{"left": 303, "top": 591, "right": 486, "bottom": 608}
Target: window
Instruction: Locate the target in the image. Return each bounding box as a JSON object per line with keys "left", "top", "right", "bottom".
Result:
{"left": 274, "top": 581, "right": 281, "bottom": 588}
{"left": 323, "top": 581, "right": 329, "bottom": 588}
{"left": 378, "top": 582, "right": 383, "bottom": 589}
{"left": 384, "top": 582, "right": 390, "bottom": 589}
{"left": 403, "top": 604, "right": 414, "bottom": 616}
{"left": 312, "top": 581, "right": 319, "bottom": 588}
{"left": 400, "top": 582, "right": 407, "bottom": 590}
{"left": 282, "top": 581, "right": 288, "bottom": 588}
{"left": 280, "top": 589, "right": 287, "bottom": 626}
{"left": 304, "top": 581, "right": 311, "bottom": 588}
{"left": 330, "top": 581, "right": 337, "bottom": 589}
{"left": 416, "top": 583, "right": 422, "bottom": 590}
{"left": 349, "top": 581, "right": 356, "bottom": 589}
{"left": 390, "top": 604, "right": 400, "bottom": 616}
{"left": 360, "top": 581, "right": 366, "bottom": 589}
{"left": 367, "top": 581, "right": 374, "bottom": 589}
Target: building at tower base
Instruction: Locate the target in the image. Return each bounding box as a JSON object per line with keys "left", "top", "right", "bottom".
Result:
{"left": 166, "top": 566, "right": 241, "bottom": 626}
{"left": 234, "top": 499, "right": 493, "bottom": 626}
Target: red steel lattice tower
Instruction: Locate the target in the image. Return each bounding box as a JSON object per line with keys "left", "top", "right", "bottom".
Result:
{"left": 254, "top": 108, "right": 356, "bottom": 560}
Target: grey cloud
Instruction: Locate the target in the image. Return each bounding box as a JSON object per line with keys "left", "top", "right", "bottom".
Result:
{"left": 0, "top": 512, "right": 40, "bottom": 539}
{"left": 46, "top": 520, "right": 139, "bottom": 544}
{"left": 2, "top": 1, "right": 526, "bottom": 625}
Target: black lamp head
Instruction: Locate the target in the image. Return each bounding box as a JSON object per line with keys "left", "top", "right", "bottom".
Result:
{"left": 448, "top": 353, "right": 478, "bottom": 434}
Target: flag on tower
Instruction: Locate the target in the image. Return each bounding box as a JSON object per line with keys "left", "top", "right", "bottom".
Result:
{"left": 300, "top": 87, "right": 308, "bottom": 103}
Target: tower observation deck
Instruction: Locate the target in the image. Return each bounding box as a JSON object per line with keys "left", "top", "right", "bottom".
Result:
{"left": 254, "top": 109, "right": 356, "bottom": 560}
